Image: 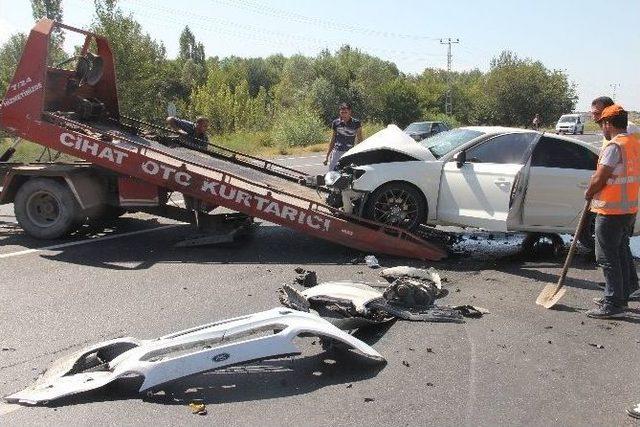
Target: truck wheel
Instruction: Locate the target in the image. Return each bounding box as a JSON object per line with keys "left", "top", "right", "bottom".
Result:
{"left": 364, "top": 182, "right": 426, "bottom": 231}
{"left": 14, "top": 178, "right": 81, "bottom": 239}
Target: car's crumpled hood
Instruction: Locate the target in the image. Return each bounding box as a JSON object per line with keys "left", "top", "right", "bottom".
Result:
{"left": 343, "top": 125, "right": 436, "bottom": 161}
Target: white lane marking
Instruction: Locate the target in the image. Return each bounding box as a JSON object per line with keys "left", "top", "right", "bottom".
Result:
{"left": 0, "top": 224, "right": 180, "bottom": 259}
{"left": 276, "top": 155, "right": 324, "bottom": 161}
{"left": 295, "top": 163, "right": 325, "bottom": 168}
{"left": 0, "top": 403, "right": 22, "bottom": 416}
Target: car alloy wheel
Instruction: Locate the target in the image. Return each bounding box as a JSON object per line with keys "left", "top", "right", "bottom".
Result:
{"left": 365, "top": 182, "right": 426, "bottom": 230}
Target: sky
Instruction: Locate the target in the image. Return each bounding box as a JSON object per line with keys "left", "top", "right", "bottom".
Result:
{"left": 1, "top": 0, "right": 638, "bottom": 111}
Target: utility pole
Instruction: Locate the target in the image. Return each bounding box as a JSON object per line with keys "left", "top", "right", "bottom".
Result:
{"left": 610, "top": 83, "right": 619, "bottom": 101}
{"left": 440, "top": 38, "right": 459, "bottom": 115}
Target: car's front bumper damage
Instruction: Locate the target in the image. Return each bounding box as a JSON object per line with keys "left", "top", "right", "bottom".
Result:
{"left": 321, "top": 169, "right": 368, "bottom": 215}
{"left": 4, "top": 308, "right": 384, "bottom": 405}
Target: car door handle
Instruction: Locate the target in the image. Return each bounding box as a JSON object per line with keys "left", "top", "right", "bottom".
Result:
{"left": 494, "top": 179, "right": 511, "bottom": 189}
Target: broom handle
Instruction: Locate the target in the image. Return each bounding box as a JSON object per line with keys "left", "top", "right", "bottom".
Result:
{"left": 556, "top": 200, "right": 592, "bottom": 288}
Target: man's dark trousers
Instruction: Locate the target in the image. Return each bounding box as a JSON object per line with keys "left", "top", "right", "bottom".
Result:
{"left": 595, "top": 213, "right": 639, "bottom": 306}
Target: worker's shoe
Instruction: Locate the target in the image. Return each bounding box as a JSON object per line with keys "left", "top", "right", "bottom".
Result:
{"left": 586, "top": 303, "right": 626, "bottom": 319}
{"left": 627, "top": 402, "right": 640, "bottom": 419}
{"left": 592, "top": 297, "right": 628, "bottom": 308}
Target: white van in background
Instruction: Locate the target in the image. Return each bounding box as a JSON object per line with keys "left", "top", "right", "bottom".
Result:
{"left": 555, "top": 113, "right": 585, "bottom": 135}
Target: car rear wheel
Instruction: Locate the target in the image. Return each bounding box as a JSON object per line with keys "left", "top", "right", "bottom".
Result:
{"left": 14, "top": 178, "right": 82, "bottom": 239}
{"left": 364, "top": 182, "right": 426, "bottom": 231}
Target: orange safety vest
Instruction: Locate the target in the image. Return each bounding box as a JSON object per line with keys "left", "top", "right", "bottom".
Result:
{"left": 591, "top": 133, "right": 640, "bottom": 215}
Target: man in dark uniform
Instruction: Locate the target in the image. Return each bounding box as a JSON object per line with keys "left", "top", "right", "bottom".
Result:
{"left": 166, "top": 116, "right": 209, "bottom": 149}
{"left": 323, "top": 103, "right": 363, "bottom": 171}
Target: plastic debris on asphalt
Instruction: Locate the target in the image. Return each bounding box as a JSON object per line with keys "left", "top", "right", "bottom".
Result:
{"left": 279, "top": 265, "right": 488, "bottom": 326}
{"left": 381, "top": 266, "right": 442, "bottom": 289}
{"left": 189, "top": 400, "right": 207, "bottom": 415}
{"left": 364, "top": 255, "right": 380, "bottom": 268}
{"left": 293, "top": 268, "right": 318, "bottom": 287}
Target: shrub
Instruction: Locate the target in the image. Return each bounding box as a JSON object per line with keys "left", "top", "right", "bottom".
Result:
{"left": 361, "top": 121, "right": 385, "bottom": 138}
{"left": 270, "top": 105, "right": 326, "bottom": 148}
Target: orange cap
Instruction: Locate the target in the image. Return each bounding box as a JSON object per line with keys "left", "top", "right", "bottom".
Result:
{"left": 597, "top": 104, "right": 626, "bottom": 122}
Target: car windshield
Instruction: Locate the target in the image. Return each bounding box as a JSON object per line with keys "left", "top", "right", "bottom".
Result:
{"left": 404, "top": 122, "right": 431, "bottom": 133}
{"left": 559, "top": 116, "right": 577, "bottom": 123}
{"left": 421, "top": 128, "right": 485, "bottom": 158}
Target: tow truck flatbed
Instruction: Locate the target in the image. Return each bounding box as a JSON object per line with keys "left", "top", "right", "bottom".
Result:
{"left": 0, "top": 19, "right": 446, "bottom": 261}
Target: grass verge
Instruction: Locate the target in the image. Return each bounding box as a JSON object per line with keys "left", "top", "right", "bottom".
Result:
{"left": 0, "top": 121, "right": 386, "bottom": 162}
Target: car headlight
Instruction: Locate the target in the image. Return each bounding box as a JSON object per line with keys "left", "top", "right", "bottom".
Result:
{"left": 324, "top": 171, "right": 351, "bottom": 190}
{"left": 324, "top": 171, "right": 341, "bottom": 186}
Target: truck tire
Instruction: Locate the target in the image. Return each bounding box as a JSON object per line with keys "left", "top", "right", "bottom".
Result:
{"left": 364, "top": 182, "right": 426, "bottom": 231}
{"left": 14, "top": 178, "right": 81, "bottom": 239}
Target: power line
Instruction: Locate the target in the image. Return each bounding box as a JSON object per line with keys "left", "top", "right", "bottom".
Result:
{"left": 118, "top": 0, "right": 445, "bottom": 62}
{"left": 209, "top": 0, "right": 442, "bottom": 42}
{"left": 440, "top": 38, "right": 459, "bottom": 115}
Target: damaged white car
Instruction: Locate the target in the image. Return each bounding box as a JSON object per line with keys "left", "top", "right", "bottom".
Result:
{"left": 322, "top": 125, "right": 640, "bottom": 241}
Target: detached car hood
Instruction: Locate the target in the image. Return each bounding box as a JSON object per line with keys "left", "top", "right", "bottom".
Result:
{"left": 342, "top": 125, "right": 436, "bottom": 162}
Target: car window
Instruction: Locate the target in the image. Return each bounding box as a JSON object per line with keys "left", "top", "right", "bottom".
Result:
{"left": 405, "top": 123, "right": 430, "bottom": 133}
{"left": 531, "top": 136, "right": 597, "bottom": 170}
{"left": 466, "top": 132, "right": 536, "bottom": 164}
{"left": 422, "top": 128, "right": 485, "bottom": 158}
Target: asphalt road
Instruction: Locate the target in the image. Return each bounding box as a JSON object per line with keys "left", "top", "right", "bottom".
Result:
{"left": 2, "top": 138, "right": 640, "bottom": 426}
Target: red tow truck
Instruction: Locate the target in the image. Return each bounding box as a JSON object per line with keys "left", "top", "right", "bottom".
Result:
{"left": 0, "top": 19, "right": 446, "bottom": 261}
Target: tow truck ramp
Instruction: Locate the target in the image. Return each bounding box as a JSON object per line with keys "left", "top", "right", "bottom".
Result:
{"left": 0, "top": 19, "right": 446, "bottom": 261}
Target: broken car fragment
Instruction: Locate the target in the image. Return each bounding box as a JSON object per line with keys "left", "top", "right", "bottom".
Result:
{"left": 4, "top": 308, "right": 384, "bottom": 405}
{"left": 280, "top": 276, "right": 468, "bottom": 326}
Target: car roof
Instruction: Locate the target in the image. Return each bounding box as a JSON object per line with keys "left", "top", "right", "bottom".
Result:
{"left": 408, "top": 121, "right": 440, "bottom": 125}
{"left": 462, "top": 126, "right": 535, "bottom": 134}
{"left": 460, "top": 126, "right": 599, "bottom": 153}
{"left": 544, "top": 132, "right": 599, "bottom": 153}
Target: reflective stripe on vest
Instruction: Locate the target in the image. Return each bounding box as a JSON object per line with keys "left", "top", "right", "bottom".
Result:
{"left": 591, "top": 134, "right": 640, "bottom": 215}
{"left": 607, "top": 175, "right": 640, "bottom": 185}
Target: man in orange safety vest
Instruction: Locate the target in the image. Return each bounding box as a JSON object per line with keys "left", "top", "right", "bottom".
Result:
{"left": 584, "top": 104, "right": 640, "bottom": 318}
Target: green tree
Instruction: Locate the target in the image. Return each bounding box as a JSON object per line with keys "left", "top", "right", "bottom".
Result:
{"left": 179, "top": 26, "right": 195, "bottom": 61}
{"left": 91, "top": 0, "right": 167, "bottom": 121}
{"left": 177, "top": 26, "right": 206, "bottom": 91}
{"left": 31, "top": 0, "right": 65, "bottom": 64}
{"left": 309, "top": 77, "right": 341, "bottom": 123}
{"left": 381, "top": 78, "right": 422, "bottom": 128}
{"left": 484, "top": 51, "right": 576, "bottom": 126}
{"left": 0, "top": 34, "right": 27, "bottom": 98}
{"left": 191, "top": 62, "right": 235, "bottom": 133}
{"left": 270, "top": 103, "right": 325, "bottom": 148}
{"left": 273, "top": 54, "right": 316, "bottom": 110}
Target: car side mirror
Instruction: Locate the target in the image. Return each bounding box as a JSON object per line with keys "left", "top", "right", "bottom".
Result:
{"left": 455, "top": 151, "right": 466, "bottom": 168}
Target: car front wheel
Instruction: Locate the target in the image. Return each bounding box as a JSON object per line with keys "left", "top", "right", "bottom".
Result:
{"left": 364, "top": 182, "right": 426, "bottom": 231}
